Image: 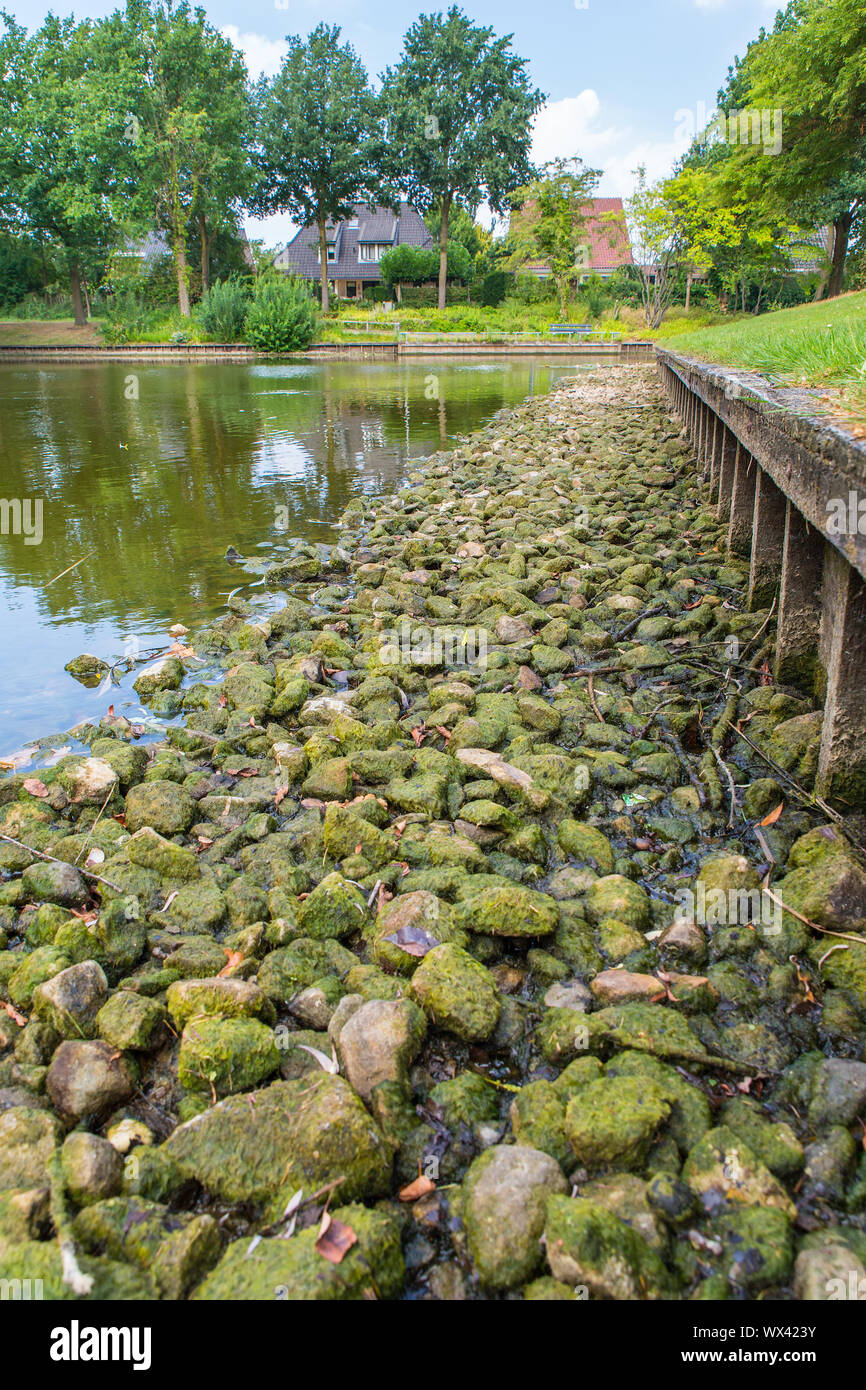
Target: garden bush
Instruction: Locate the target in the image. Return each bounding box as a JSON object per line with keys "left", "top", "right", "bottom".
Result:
{"left": 243, "top": 275, "right": 318, "bottom": 351}
{"left": 196, "top": 277, "right": 252, "bottom": 341}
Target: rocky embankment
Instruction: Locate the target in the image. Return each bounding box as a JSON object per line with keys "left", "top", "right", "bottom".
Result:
{"left": 2, "top": 365, "right": 866, "bottom": 1301}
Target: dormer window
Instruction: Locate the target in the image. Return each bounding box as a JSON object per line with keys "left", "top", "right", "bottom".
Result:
{"left": 358, "top": 242, "right": 392, "bottom": 263}
{"left": 347, "top": 216, "right": 359, "bottom": 229}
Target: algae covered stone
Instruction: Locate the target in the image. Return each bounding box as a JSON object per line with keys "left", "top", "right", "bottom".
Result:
{"left": 195, "top": 1203, "right": 403, "bottom": 1300}
{"left": 452, "top": 883, "right": 558, "bottom": 938}
{"left": 410, "top": 942, "right": 500, "bottom": 1041}
{"left": 178, "top": 1016, "right": 280, "bottom": 1097}
{"left": 337, "top": 998, "right": 426, "bottom": 1104}
{"left": 463, "top": 1144, "right": 568, "bottom": 1290}
{"left": 297, "top": 872, "right": 368, "bottom": 940}
{"left": 565, "top": 1076, "right": 671, "bottom": 1170}
{"left": 682, "top": 1125, "right": 796, "bottom": 1218}
{"left": 163, "top": 1075, "right": 392, "bottom": 1204}
{"left": 544, "top": 1194, "right": 670, "bottom": 1298}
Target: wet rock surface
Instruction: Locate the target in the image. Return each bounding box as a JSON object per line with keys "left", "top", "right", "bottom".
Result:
{"left": 2, "top": 366, "right": 866, "bottom": 1300}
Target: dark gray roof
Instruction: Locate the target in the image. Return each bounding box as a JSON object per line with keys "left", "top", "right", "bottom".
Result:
{"left": 274, "top": 203, "right": 433, "bottom": 282}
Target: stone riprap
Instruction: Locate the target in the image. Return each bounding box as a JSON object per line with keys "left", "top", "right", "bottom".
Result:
{"left": 2, "top": 365, "right": 866, "bottom": 1301}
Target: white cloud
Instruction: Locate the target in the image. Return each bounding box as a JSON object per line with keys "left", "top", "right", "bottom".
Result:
{"left": 530, "top": 91, "right": 687, "bottom": 199}
{"left": 221, "top": 26, "right": 288, "bottom": 79}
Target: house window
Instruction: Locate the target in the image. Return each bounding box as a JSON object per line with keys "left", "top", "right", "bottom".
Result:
{"left": 317, "top": 246, "right": 337, "bottom": 262}
{"left": 347, "top": 216, "right": 359, "bottom": 229}
{"left": 358, "top": 243, "right": 391, "bottom": 263}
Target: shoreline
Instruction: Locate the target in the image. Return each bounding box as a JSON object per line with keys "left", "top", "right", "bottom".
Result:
{"left": 2, "top": 365, "right": 866, "bottom": 1303}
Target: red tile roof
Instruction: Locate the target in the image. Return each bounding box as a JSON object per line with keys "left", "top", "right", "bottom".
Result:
{"left": 512, "top": 196, "right": 633, "bottom": 274}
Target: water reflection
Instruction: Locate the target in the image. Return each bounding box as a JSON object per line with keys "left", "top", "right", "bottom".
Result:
{"left": 0, "top": 355, "right": 604, "bottom": 747}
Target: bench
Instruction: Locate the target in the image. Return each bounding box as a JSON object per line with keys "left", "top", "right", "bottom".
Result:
{"left": 549, "top": 324, "right": 622, "bottom": 343}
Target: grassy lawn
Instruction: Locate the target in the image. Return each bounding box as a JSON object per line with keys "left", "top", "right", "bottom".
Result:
{"left": 0, "top": 318, "right": 105, "bottom": 346}
{"left": 667, "top": 290, "right": 866, "bottom": 430}
{"left": 317, "top": 299, "right": 738, "bottom": 344}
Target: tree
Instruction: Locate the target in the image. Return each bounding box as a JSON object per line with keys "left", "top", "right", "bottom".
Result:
{"left": 120, "top": 0, "right": 252, "bottom": 316}
{"left": 624, "top": 167, "right": 684, "bottom": 329}
{"left": 381, "top": 7, "right": 543, "bottom": 309}
{"left": 506, "top": 157, "right": 602, "bottom": 318}
{"left": 0, "top": 11, "right": 140, "bottom": 324}
{"left": 379, "top": 241, "right": 470, "bottom": 300}
{"left": 723, "top": 0, "right": 866, "bottom": 298}
{"left": 252, "top": 24, "right": 386, "bottom": 314}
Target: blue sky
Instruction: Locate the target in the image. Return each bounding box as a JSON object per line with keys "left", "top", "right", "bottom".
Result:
{"left": 9, "top": 0, "right": 783, "bottom": 244}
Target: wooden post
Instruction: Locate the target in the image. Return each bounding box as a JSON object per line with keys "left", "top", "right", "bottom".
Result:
{"left": 816, "top": 549, "right": 866, "bottom": 808}
{"left": 748, "top": 467, "right": 787, "bottom": 610}
{"left": 716, "top": 430, "right": 737, "bottom": 523}
{"left": 727, "top": 447, "right": 756, "bottom": 558}
{"left": 774, "top": 502, "right": 824, "bottom": 694}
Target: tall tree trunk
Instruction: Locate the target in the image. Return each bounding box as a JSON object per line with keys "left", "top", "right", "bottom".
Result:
{"left": 685, "top": 269, "right": 692, "bottom": 312}
{"left": 174, "top": 239, "right": 191, "bottom": 317}
{"left": 438, "top": 193, "right": 451, "bottom": 312}
{"left": 825, "top": 211, "right": 852, "bottom": 299}
{"left": 200, "top": 215, "right": 210, "bottom": 294}
{"left": 319, "top": 219, "right": 330, "bottom": 314}
{"left": 69, "top": 257, "right": 86, "bottom": 327}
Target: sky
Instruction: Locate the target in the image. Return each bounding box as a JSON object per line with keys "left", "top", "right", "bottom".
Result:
{"left": 9, "top": 0, "right": 784, "bottom": 246}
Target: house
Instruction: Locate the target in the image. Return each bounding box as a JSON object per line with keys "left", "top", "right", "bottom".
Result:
{"left": 272, "top": 202, "right": 434, "bottom": 299}
{"left": 511, "top": 196, "right": 633, "bottom": 281}
{"left": 119, "top": 224, "right": 255, "bottom": 271}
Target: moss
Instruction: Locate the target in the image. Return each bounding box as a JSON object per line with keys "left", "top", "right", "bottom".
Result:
{"left": 451, "top": 883, "right": 558, "bottom": 938}
{"left": 682, "top": 1126, "right": 796, "bottom": 1218}
{"left": 163, "top": 1075, "right": 392, "bottom": 1204}
{"left": 178, "top": 1016, "right": 280, "bottom": 1097}
{"left": 565, "top": 1076, "right": 671, "bottom": 1170}
{"left": 297, "top": 873, "right": 369, "bottom": 940}
{"left": 510, "top": 1080, "right": 570, "bottom": 1169}
{"left": 195, "top": 1203, "right": 403, "bottom": 1300}
{"left": 604, "top": 1051, "right": 711, "bottom": 1155}
{"left": 430, "top": 1071, "right": 499, "bottom": 1131}
{"left": 257, "top": 938, "right": 355, "bottom": 1002}
{"left": 8, "top": 947, "right": 71, "bottom": 1010}
{"left": 126, "top": 828, "right": 200, "bottom": 883}
{"left": 718, "top": 1096, "right": 803, "bottom": 1179}
{"left": 557, "top": 820, "right": 615, "bottom": 874}
{"left": 0, "top": 1107, "right": 61, "bottom": 1189}
{"left": 585, "top": 875, "right": 650, "bottom": 929}
{"left": 409, "top": 942, "right": 500, "bottom": 1041}
{"left": 0, "top": 1238, "right": 155, "bottom": 1299}
{"left": 544, "top": 1195, "right": 671, "bottom": 1298}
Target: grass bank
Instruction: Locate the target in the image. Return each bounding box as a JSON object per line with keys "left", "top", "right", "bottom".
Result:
{"left": 667, "top": 291, "right": 866, "bottom": 431}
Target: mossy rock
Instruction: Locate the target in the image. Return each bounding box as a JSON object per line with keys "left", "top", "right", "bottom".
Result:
{"left": 195, "top": 1203, "right": 403, "bottom": 1300}
{"left": 0, "top": 1106, "right": 61, "bottom": 1189}
{"left": 409, "top": 942, "right": 500, "bottom": 1041}
{"left": 463, "top": 1144, "right": 568, "bottom": 1290}
{"left": 682, "top": 1125, "right": 796, "bottom": 1218}
{"left": 544, "top": 1195, "right": 671, "bottom": 1298}
{"left": 96, "top": 991, "right": 166, "bottom": 1051}
{"left": 557, "top": 820, "right": 615, "bottom": 874}
{"left": 452, "top": 883, "right": 558, "bottom": 938}
{"left": 565, "top": 1076, "right": 671, "bottom": 1170}
{"left": 297, "top": 873, "right": 368, "bottom": 940}
{"left": 178, "top": 1016, "right": 280, "bottom": 1097}
{"left": 0, "top": 1238, "right": 155, "bottom": 1299}
{"left": 429, "top": 1071, "right": 499, "bottom": 1131}
{"left": 585, "top": 875, "right": 650, "bottom": 929}
{"left": 257, "top": 938, "right": 355, "bottom": 1003}
{"left": 163, "top": 1075, "right": 392, "bottom": 1204}
{"left": 510, "top": 1079, "right": 570, "bottom": 1169}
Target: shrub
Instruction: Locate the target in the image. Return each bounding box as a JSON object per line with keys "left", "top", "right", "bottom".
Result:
{"left": 243, "top": 275, "right": 318, "bottom": 351}
{"left": 481, "top": 270, "right": 511, "bottom": 307}
{"left": 196, "top": 277, "right": 252, "bottom": 341}
{"left": 100, "top": 291, "right": 156, "bottom": 344}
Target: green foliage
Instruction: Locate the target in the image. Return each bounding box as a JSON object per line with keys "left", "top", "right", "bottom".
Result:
{"left": 243, "top": 275, "right": 318, "bottom": 351}
{"left": 480, "top": 270, "right": 511, "bottom": 306}
{"left": 100, "top": 291, "right": 157, "bottom": 345}
{"left": 0, "top": 236, "right": 43, "bottom": 309}
{"left": 507, "top": 157, "right": 603, "bottom": 317}
{"left": 582, "top": 273, "right": 608, "bottom": 319}
{"left": 253, "top": 24, "right": 387, "bottom": 313}
{"left": 381, "top": 5, "right": 543, "bottom": 307}
{"left": 379, "top": 244, "right": 437, "bottom": 287}
{"left": 196, "top": 277, "right": 252, "bottom": 341}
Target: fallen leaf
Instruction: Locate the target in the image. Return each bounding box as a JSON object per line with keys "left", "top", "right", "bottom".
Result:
{"left": 398, "top": 1174, "right": 436, "bottom": 1202}
{"left": 383, "top": 925, "right": 441, "bottom": 958}
{"left": 759, "top": 803, "right": 784, "bottom": 827}
{"left": 315, "top": 1217, "right": 357, "bottom": 1264}
{"left": 274, "top": 786, "right": 289, "bottom": 807}
{"left": 22, "top": 778, "right": 49, "bottom": 797}
{"left": 296, "top": 1044, "right": 339, "bottom": 1074}
{"left": 410, "top": 725, "right": 427, "bottom": 747}
{"left": 1, "top": 999, "right": 27, "bottom": 1026}
{"left": 218, "top": 949, "right": 243, "bottom": 978}
{"left": 218, "top": 694, "right": 227, "bottom": 708}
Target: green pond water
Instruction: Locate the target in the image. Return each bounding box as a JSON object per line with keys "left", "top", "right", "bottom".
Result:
{"left": 0, "top": 354, "right": 613, "bottom": 754}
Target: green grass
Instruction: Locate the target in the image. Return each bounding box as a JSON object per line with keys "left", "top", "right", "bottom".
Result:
{"left": 667, "top": 290, "right": 866, "bottom": 428}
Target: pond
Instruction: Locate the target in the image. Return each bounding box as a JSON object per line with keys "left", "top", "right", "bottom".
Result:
{"left": 0, "top": 354, "right": 613, "bottom": 752}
